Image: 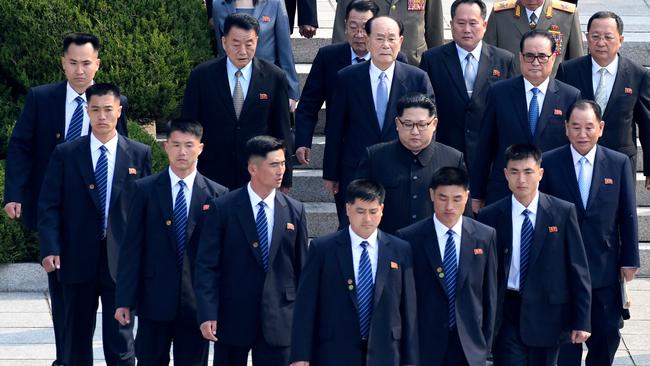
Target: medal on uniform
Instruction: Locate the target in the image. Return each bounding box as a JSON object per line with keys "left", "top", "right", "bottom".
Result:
{"left": 548, "top": 25, "right": 562, "bottom": 55}
{"left": 407, "top": 0, "right": 425, "bottom": 12}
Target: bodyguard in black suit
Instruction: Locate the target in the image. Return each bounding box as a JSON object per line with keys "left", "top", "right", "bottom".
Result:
{"left": 38, "top": 84, "right": 151, "bottom": 366}
{"left": 556, "top": 11, "right": 650, "bottom": 188}
{"left": 539, "top": 100, "right": 639, "bottom": 366}
{"left": 114, "top": 119, "right": 228, "bottom": 365}
{"left": 182, "top": 13, "right": 293, "bottom": 190}
{"left": 291, "top": 179, "right": 418, "bottom": 366}
{"left": 420, "top": 0, "right": 516, "bottom": 166}
{"left": 323, "top": 16, "right": 433, "bottom": 226}
{"left": 397, "top": 167, "right": 497, "bottom": 366}
{"left": 470, "top": 30, "right": 581, "bottom": 210}
{"left": 477, "top": 144, "right": 591, "bottom": 366}
{"left": 356, "top": 93, "right": 468, "bottom": 234}
{"left": 195, "top": 136, "right": 308, "bottom": 366}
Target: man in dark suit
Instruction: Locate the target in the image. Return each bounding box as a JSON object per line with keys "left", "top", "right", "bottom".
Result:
{"left": 356, "top": 93, "right": 468, "bottom": 234}
{"left": 540, "top": 100, "right": 639, "bottom": 366}
{"left": 195, "top": 136, "right": 308, "bottom": 366}
{"left": 182, "top": 13, "right": 293, "bottom": 191}
{"left": 470, "top": 30, "right": 581, "bottom": 211}
{"left": 114, "top": 119, "right": 228, "bottom": 365}
{"left": 556, "top": 11, "right": 650, "bottom": 189}
{"left": 323, "top": 16, "right": 433, "bottom": 226}
{"left": 396, "top": 167, "right": 497, "bottom": 366}
{"left": 477, "top": 144, "right": 591, "bottom": 366}
{"left": 420, "top": 0, "right": 516, "bottom": 166}
{"left": 290, "top": 179, "right": 418, "bottom": 366}
{"left": 38, "top": 83, "right": 151, "bottom": 366}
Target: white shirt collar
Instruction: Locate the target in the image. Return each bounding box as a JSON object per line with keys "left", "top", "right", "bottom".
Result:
{"left": 349, "top": 225, "right": 379, "bottom": 248}
{"left": 226, "top": 57, "right": 253, "bottom": 81}
{"left": 433, "top": 213, "right": 463, "bottom": 236}
{"left": 511, "top": 191, "right": 540, "bottom": 216}
{"left": 591, "top": 55, "right": 619, "bottom": 76}
{"left": 247, "top": 182, "right": 276, "bottom": 210}
{"left": 570, "top": 144, "right": 597, "bottom": 166}
{"left": 523, "top": 77, "right": 550, "bottom": 95}
{"left": 168, "top": 166, "right": 197, "bottom": 190}
{"left": 90, "top": 132, "right": 118, "bottom": 155}
{"left": 525, "top": 3, "right": 544, "bottom": 21}
{"left": 66, "top": 81, "right": 93, "bottom": 104}
{"left": 369, "top": 60, "right": 396, "bottom": 82}
{"left": 455, "top": 41, "right": 483, "bottom": 62}
{"left": 351, "top": 47, "right": 370, "bottom": 63}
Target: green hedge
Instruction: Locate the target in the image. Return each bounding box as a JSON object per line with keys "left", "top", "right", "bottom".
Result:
{"left": 127, "top": 121, "right": 168, "bottom": 173}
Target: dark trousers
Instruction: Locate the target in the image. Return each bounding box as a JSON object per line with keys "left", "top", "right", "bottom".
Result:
{"left": 444, "top": 329, "right": 470, "bottom": 366}
{"left": 62, "top": 249, "right": 134, "bottom": 366}
{"left": 494, "top": 291, "right": 560, "bottom": 366}
{"left": 212, "top": 337, "right": 289, "bottom": 366}
{"left": 558, "top": 283, "right": 623, "bottom": 366}
{"left": 284, "top": 0, "right": 297, "bottom": 32}
{"left": 48, "top": 271, "right": 66, "bottom": 365}
{"left": 136, "top": 315, "right": 209, "bottom": 366}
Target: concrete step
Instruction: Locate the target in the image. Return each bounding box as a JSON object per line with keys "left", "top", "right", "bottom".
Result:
{"left": 294, "top": 136, "right": 325, "bottom": 169}
{"left": 637, "top": 174, "right": 650, "bottom": 206}
{"left": 289, "top": 168, "right": 331, "bottom": 202}
{"left": 304, "top": 202, "right": 338, "bottom": 238}
{"left": 639, "top": 208, "right": 650, "bottom": 242}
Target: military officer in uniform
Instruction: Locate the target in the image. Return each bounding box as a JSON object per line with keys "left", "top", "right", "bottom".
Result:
{"left": 485, "top": 0, "right": 584, "bottom": 75}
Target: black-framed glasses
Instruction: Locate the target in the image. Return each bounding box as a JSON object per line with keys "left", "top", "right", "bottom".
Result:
{"left": 397, "top": 118, "right": 434, "bottom": 131}
{"left": 521, "top": 53, "right": 552, "bottom": 63}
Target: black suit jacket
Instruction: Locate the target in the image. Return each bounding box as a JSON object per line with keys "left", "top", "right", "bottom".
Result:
{"left": 556, "top": 55, "right": 650, "bottom": 175}
{"left": 194, "top": 187, "right": 308, "bottom": 347}
{"left": 420, "top": 42, "right": 516, "bottom": 165}
{"left": 4, "top": 81, "right": 129, "bottom": 230}
{"left": 355, "top": 140, "right": 469, "bottom": 234}
{"left": 115, "top": 170, "right": 228, "bottom": 321}
{"left": 541, "top": 145, "right": 639, "bottom": 288}
{"left": 477, "top": 193, "right": 591, "bottom": 347}
{"left": 323, "top": 61, "right": 433, "bottom": 184}
{"left": 470, "top": 76, "right": 581, "bottom": 203}
{"left": 396, "top": 217, "right": 497, "bottom": 366}
{"left": 290, "top": 229, "right": 418, "bottom": 366}
{"left": 181, "top": 57, "right": 293, "bottom": 189}
{"left": 295, "top": 42, "right": 408, "bottom": 149}
{"left": 38, "top": 135, "right": 151, "bottom": 284}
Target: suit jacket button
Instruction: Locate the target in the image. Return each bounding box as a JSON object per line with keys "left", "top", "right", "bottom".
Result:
{"left": 56, "top": 133, "right": 61, "bottom": 139}
{"left": 504, "top": 248, "right": 509, "bottom": 254}
{"left": 165, "top": 220, "right": 172, "bottom": 226}
{"left": 89, "top": 184, "right": 95, "bottom": 189}
{"left": 252, "top": 241, "right": 259, "bottom": 248}
{"left": 390, "top": 4, "right": 396, "bottom": 10}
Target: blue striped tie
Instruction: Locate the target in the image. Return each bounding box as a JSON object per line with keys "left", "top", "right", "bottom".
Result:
{"left": 357, "top": 241, "right": 374, "bottom": 339}
{"left": 95, "top": 146, "right": 108, "bottom": 237}
{"left": 443, "top": 230, "right": 458, "bottom": 328}
{"left": 528, "top": 87, "right": 540, "bottom": 136}
{"left": 577, "top": 157, "right": 590, "bottom": 208}
{"left": 174, "top": 180, "right": 188, "bottom": 268}
{"left": 519, "top": 209, "right": 534, "bottom": 290}
{"left": 66, "top": 96, "right": 85, "bottom": 141}
{"left": 256, "top": 201, "right": 269, "bottom": 272}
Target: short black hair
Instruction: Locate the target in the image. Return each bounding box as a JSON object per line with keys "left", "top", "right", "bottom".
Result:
{"left": 365, "top": 16, "right": 404, "bottom": 36}
{"left": 346, "top": 0, "right": 380, "bottom": 18}
{"left": 167, "top": 118, "right": 203, "bottom": 140}
{"left": 519, "top": 30, "right": 557, "bottom": 53}
{"left": 345, "top": 179, "right": 386, "bottom": 204}
{"left": 224, "top": 13, "right": 260, "bottom": 36}
{"left": 245, "top": 135, "right": 284, "bottom": 162}
{"left": 429, "top": 167, "right": 470, "bottom": 190}
{"left": 86, "top": 83, "right": 121, "bottom": 102}
{"left": 63, "top": 32, "right": 100, "bottom": 53}
{"left": 566, "top": 99, "right": 603, "bottom": 123}
{"left": 587, "top": 11, "right": 624, "bottom": 34}
{"left": 397, "top": 93, "right": 437, "bottom": 117}
{"left": 450, "top": 0, "right": 487, "bottom": 20}
{"left": 504, "top": 144, "right": 542, "bottom": 166}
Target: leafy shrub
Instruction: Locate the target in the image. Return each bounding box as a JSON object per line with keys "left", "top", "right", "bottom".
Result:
{"left": 127, "top": 121, "right": 167, "bottom": 173}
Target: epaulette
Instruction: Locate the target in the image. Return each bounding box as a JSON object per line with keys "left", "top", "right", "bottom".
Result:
{"left": 493, "top": 0, "right": 517, "bottom": 12}
{"left": 551, "top": 0, "right": 577, "bottom": 14}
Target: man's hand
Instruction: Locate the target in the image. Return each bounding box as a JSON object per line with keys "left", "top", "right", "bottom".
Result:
{"left": 645, "top": 176, "right": 650, "bottom": 190}
{"left": 570, "top": 330, "right": 591, "bottom": 343}
{"left": 471, "top": 199, "right": 485, "bottom": 215}
{"left": 114, "top": 307, "right": 131, "bottom": 326}
{"left": 200, "top": 320, "right": 218, "bottom": 341}
{"left": 208, "top": 17, "right": 215, "bottom": 30}
{"left": 4, "top": 202, "right": 21, "bottom": 219}
{"left": 621, "top": 267, "right": 638, "bottom": 282}
{"left": 41, "top": 255, "right": 60, "bottom": 273}
{"left": 290, "top": 99, "right": 298, "bottom": 113}
{"left": 298, "top": 25, "right": 317, "bottom": 38}
{"left": 292, "top": 362, "right": 310, "bottom": 366}
{"left": 323, "top": 180, "right": 339, "bottom": 195}
{"left": 296, "top": 147, "right": 311, "bottom": 166}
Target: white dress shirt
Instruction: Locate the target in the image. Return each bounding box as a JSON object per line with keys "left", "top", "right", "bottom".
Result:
{"left": 369, "top": 61, "right": 395, "bottom": 109}
{"left": 525, "top": 5, "right": 544, "bottom": 25}
{"left": 433, "top": 214, "right": 463, "bottom": 267}
{"left": 64, "top": 82, "right": 91, "bottom": 137}
{"left": 456, "top": 41, "right": 482, "bottom": 73}
{"left": 570, "top": 144, "right": 596, "bottom": 195}
{"left": 524, "top": 77, "right": 550, "bottom": 116}
{"left": 351, "top": 48, "right": 370, "bottom": 64}
{"left": 226, "top": 58, "right": 253, "bottom": 99}
{"left": 508, "top": 192, "right": 540, "bottom": 290}
{"left": 248, "top": 183, "right": 276, "bottom": 246}
{"left": 90, "top": 132, "right": 118, "bottom": 229}
{"left": 169, "top": 167, "right": 197, "bottom": 217}
{"left": 349, "top": 226, "right": 379, "bottom": 283}
{"left": 591, "top": 55, "right": 619, "bottom": 108}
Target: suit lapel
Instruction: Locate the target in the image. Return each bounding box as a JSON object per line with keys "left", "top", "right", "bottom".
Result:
{"left": 585, "top": 146, "right": 605, "bottom": 211}
{"left": 252, "top": 0, "right": 268, "bottom": 20}
{"left": 186, "top": 173, "right": 210, "bottom": 241}
{"left": 268, "top": 192, "right": 289, "bottom": 268}
{"left": 529, "top": 194, "right": 550, "bottom": 268}
{"left": 236, "top": 189, "right": 264, "bottom": 268}
{"left": 420, "top": 219, "right": 447, "bottom": 290}
{"left": 442, "top": 43, "right": 470, "bottom": 103}
{"left": 336, "top": 233, "right": 359, "bottom": 312}
{"left": 580, "top": 57, "right": 595, "bottom": 99}
{"left": 53, "top": 82, "right": 67, "bottom": 140}
{"left": 560, "top": 146, "right": 585, "bottom": 214}
{"left": 498, "top": 200, "right": 514, "bottom": 281}
{"left": 455, "top": 221, "right": 476, "bottom": 292}
{"left": 155, "top": 172, "right": 176, "bottom": 246}
{"left": 472, "top": 44, "right": 493, "bottom": 101}
{"left": 372, "top": 231, "right": 391, "bottom": 309}
{"left": 109, "top": 136, "right": 131, "bottom": 209}
{"left": 75, "top": 139, "right": 102, "bottom": 212}
{"left": 382, "top": 63, "right": 405, "bottom": 139}
{"left": 361, "top": 63, "right": 382, "bottom": 137}
{"left": 240, "top": 58, "right": 264, "bottom": 122}
{"left": 604, "top": 56, "right": 628, "bottom": 117}
{"left": 512, "top": 77, "right": 532, "bottom": 141}
{"left": 534, "top": 79, "right": 559, "bottom": 140}
{"left": 515, "top": 5, "right": 533, "bottom": 36}
{"left": 217, "top": 59, "right": 238, "bottom": 121}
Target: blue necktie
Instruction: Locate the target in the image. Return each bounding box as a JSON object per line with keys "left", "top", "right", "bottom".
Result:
{"left": 443, "top": 229, "right": 458, "bottom": 328}
{"left": 174, "top": 180, "right": 188, "bottom": 268}
{"left": 519, "top": 209, "right": 533, "bottom": 290}
{"left": 577, "top": 157, "right": 590, "bottom": 208}
{"left": 357, "top": 241, "right": 374, "bottom": 339}
{"left": 256, "top": 201, "right": 269, "bottom": 272}
{"left": 95, "top": 146, "right": 108, "bottom": 237}
{"left": 528, "top": 87, "right": 540, "bottom": 136}
{"left": 376, "top": 72, "right": 388, "bottom": 130}
{"left": 66, "top": 96, "right": 85, "bottom": 141}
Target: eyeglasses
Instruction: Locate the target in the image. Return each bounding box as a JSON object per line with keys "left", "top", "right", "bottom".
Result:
{"left": 587, "top": 33, "right": 618, "bottom": 42}
{"left": 521, "top": 53, "right": 552, "bottom": 64}
{"left": 398, "top": 118, "right": 434, "bottom": 131}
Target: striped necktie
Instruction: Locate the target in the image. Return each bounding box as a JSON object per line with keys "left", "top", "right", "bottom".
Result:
{"left": 95, "top": 145, "right": 108, "bottom": 238}
{"left": 233, "top": 69, "right": 244, "bottom": 119}
{"left": 256, "top": 201, "right": 269, "bottom": 272}
{"left": 519, "top": 209, "right": 533, "bottom": 290}
{"left": 357, "top": 241, "right": 374, "bottom": 339}
{"left": 594, "top": 68, "right": 609, "bottom": 112}
{"left": 464, "top": 53, "right": 477, "bottom": 98}
{"left": 66, "top": 96, "right": 85, "bottom": 141}
{"left": 174, "top": 180, "right": 188, "bottom": 268}
{"left": 528, "top": 88, "right": 540, "bottom": 136}
{"left": 443, "top": 229, "right": 458, "bottom": 328}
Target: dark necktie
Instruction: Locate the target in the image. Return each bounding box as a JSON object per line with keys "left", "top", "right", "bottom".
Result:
{"left": 174, "top": 180, "right": 188, "bottom": 268}
{"left": 66, "top": 96, "right": 84, "bottom": 141}
{"left": 443, "top": 229, "right": 458, "bottom": 328}
{"left": 528, "top": 88, "right": 540, "bottom": 136}
{"left": 357, "top": 241, "right": 374, "bottom": 339}
{"left": 529, "top": 13, "right": 538, "bottom": 29}
{"left": 519, "top": 209, "right": 533, "bottom": 290}
{"left": 354, "top": 56, "right": 366, "bottom": 64}
{"left": 95, "top": 145, "right": 108, "bottom": 237}
{"left": 256, "top": 201, "right": 269, "bottom": 272}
